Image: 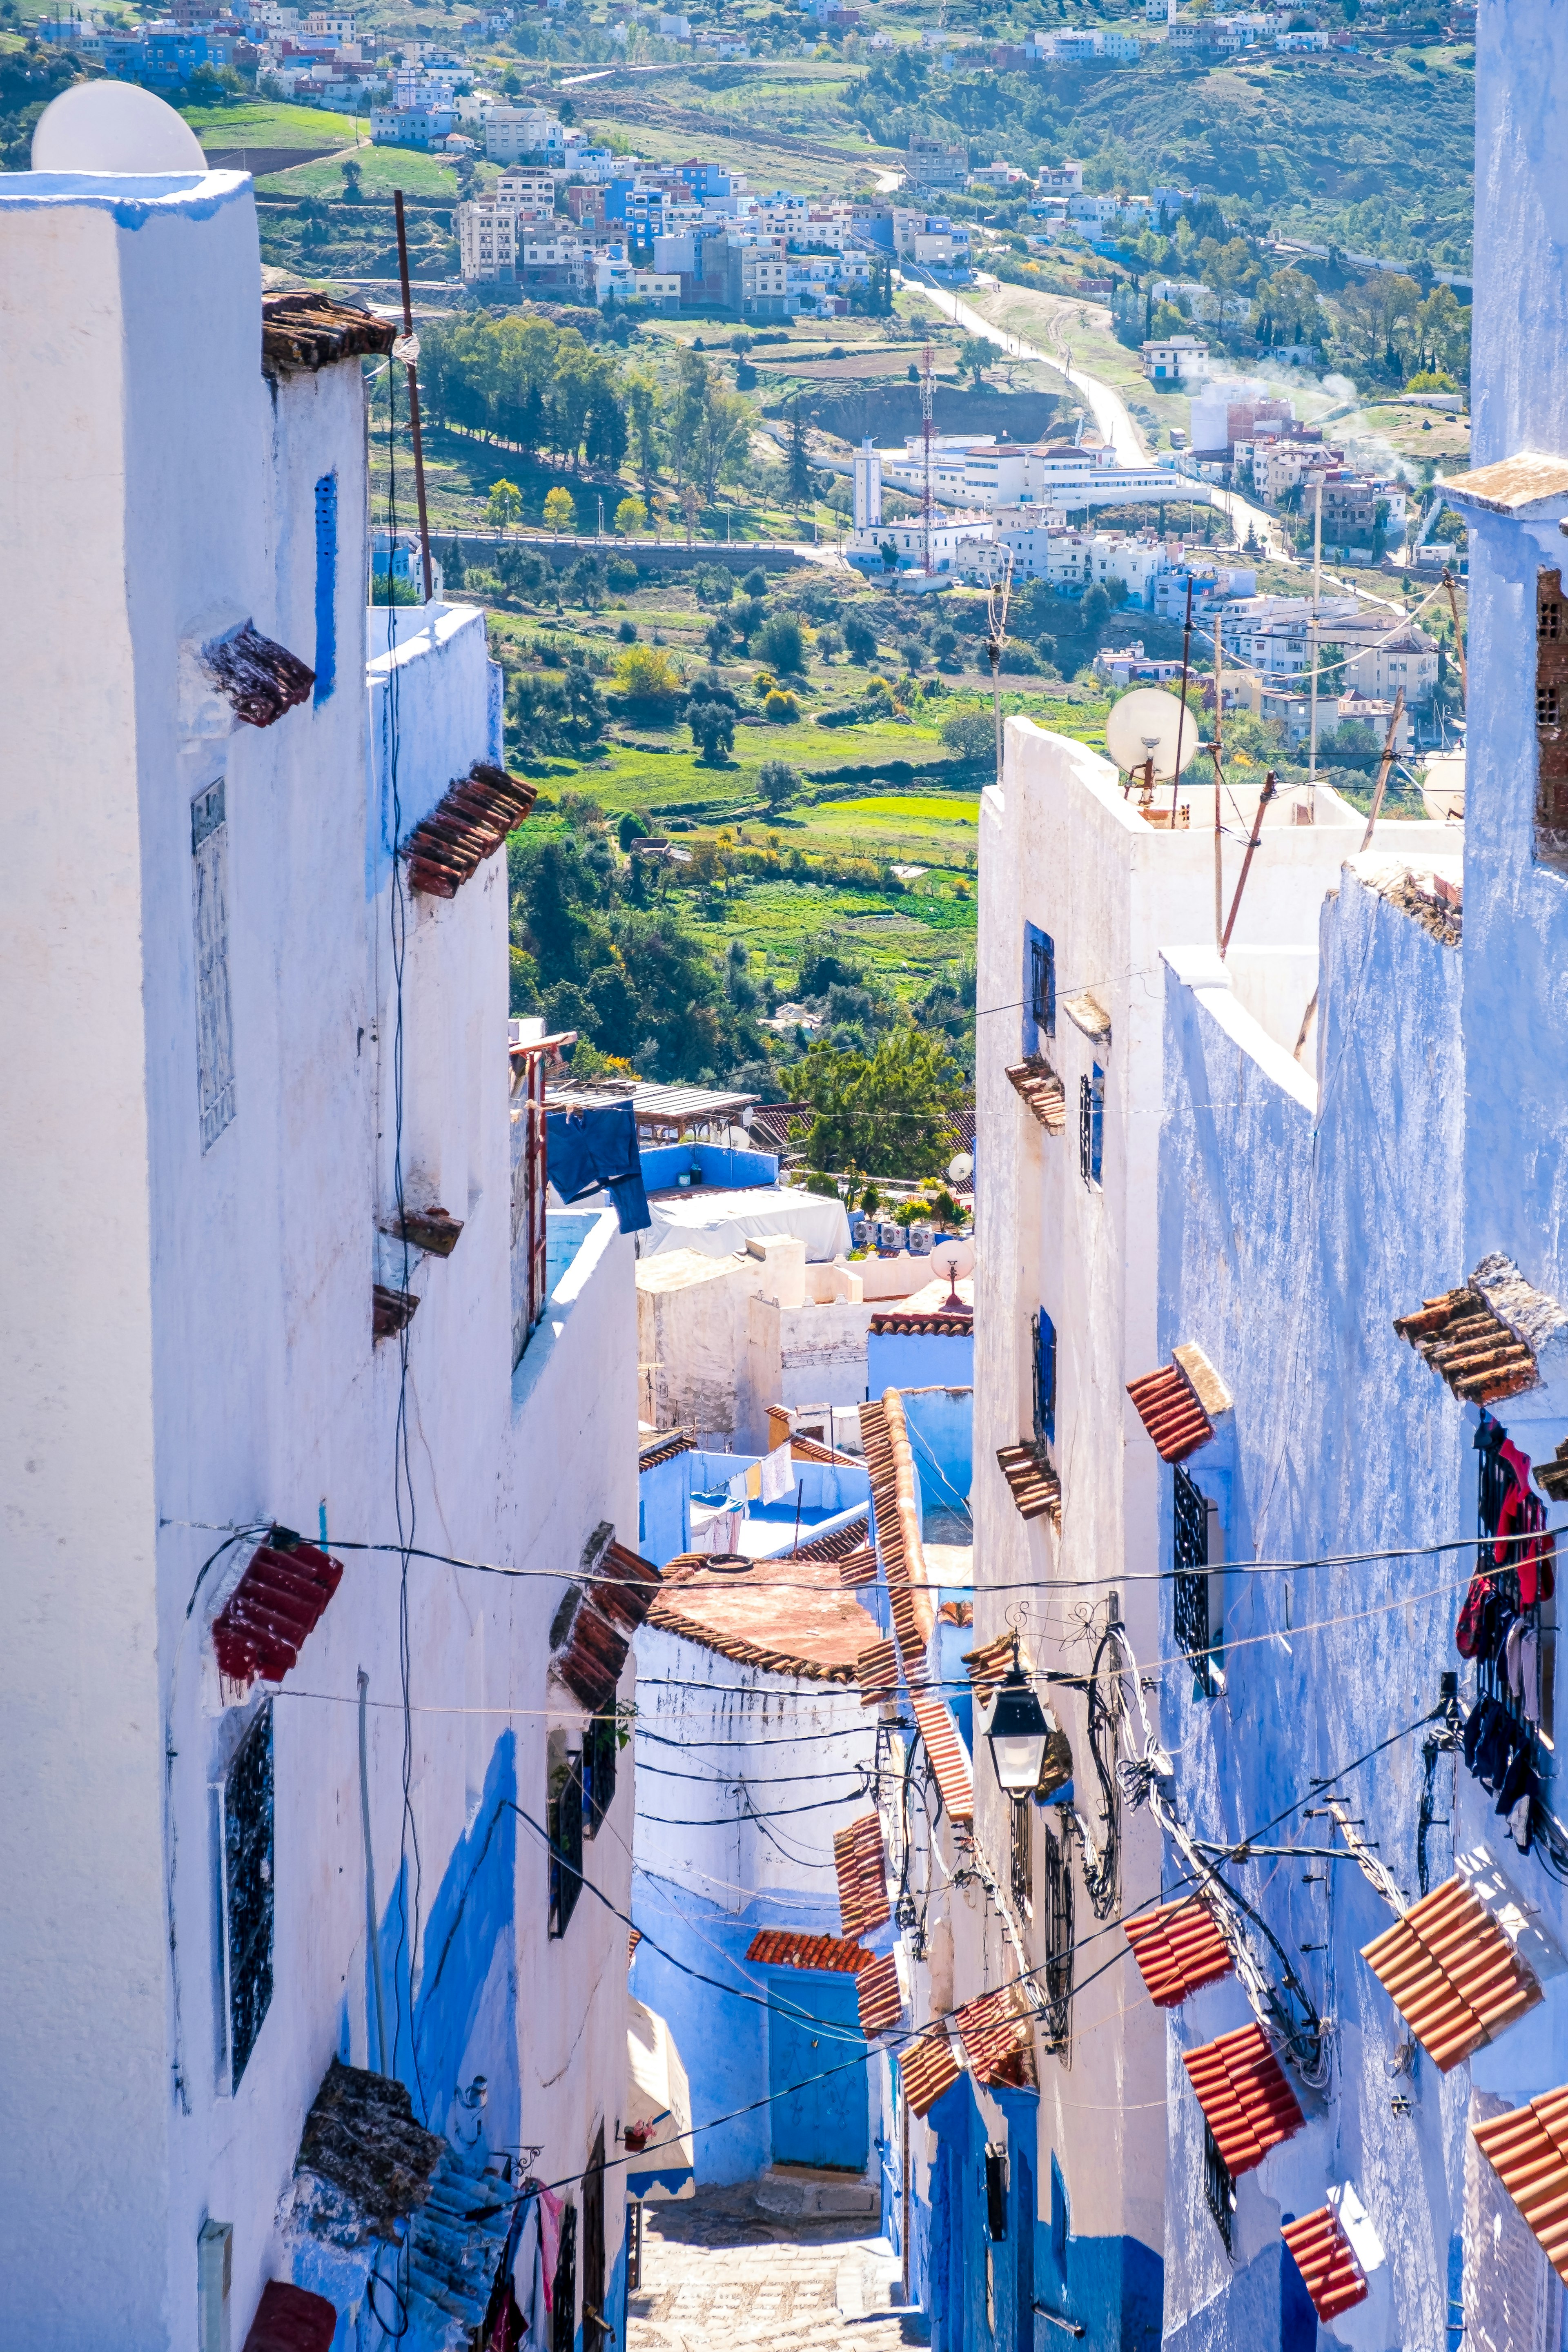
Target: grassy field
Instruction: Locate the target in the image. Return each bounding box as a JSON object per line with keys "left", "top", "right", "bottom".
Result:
{"left": 184, "top": 98, "right": 366, "bottom": 153}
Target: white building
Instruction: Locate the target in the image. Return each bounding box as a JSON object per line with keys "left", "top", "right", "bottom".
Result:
{"left": 845, "top": 510, "right": 996, "bottom": 579}
{"left": 1142, "top": 333, "right": 1209, "bottom": 384}
{"left": 853, "top": 436, "right": 882, "bottom": 531}
{"left": 485, "top": 102, "right": 567, "bottom": 163}
{"left": 2, "top": 151, "right": 644, "bottom": 2349}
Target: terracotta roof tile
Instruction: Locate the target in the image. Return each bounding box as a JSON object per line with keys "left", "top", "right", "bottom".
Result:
{"left": 938, "top": 1598, "right": 974, "bottom": 1627}
{"left": 1123, "top": 1897, "right": 1234, "bottom": 2009}
{"left": 1361, "top": 1875, "right": 1543, "bottom": 2071}
{"left": 261, "top": 290, "right": 396, "bottom": 375}
{"left": 1472, "top": 2085, "right": 1568, "bottom": 2281}
{"left": 901, "top": 2028, "right": 962, "bottom": 2118}
{"left": 1126, "top": 1364, "right": 1214, "bottom": 1464}
{"left": 1537, "top": 1437, "right": 1568, "bottom": 1504}
{"left": 1182, "top": 2023, "right": 1304, "bottom": 2176}
{"left": 996, "top": 1443, "right": 1062, "bottom": 1530}
{"left": 1004, "top": 1055, "right": 1067, "bottom": 1134}
{"left": 241, "top": 2281, "right": 339, "bottom": 2352}
{"left": 789, "top": 1433, "right": 862, "bottom": 1466}
{"left": 857, "top": 1951, "right": 904, "bottom": 2038}
{"left": 404, "top": 763, "right": 537, "bottom": 899}
{"left": 858, "top": 1637, "right": 899, "bottom": 1704}
{"left": 910, "top": 1689, "right": 974, "bottom": 1827}
{"left": 649, "top": 1552, "right": 879, "bottom": 1684}
{"left": 791, "top": 1511, "right": 871, "bottom": 1563}
{"left": 869, "top": 1307, "right": 974, "bottom": 1336}
{"left": 745, "top": 1929, "right": 872, "bottom": 1973}
{"left": 837, "top": 1544, "right": 878, "bottom": 1588}
{"left": 639, "top": 1428, "right": 696, "bottom": 1470}
{"left": 835, "top": 1815, "right": 891, "bottom": 1938}
{"left": 372, "top": 1283, "right": 418, "bottom": 1341}
{"left": 1281, "top": 2209, "right": 1369, "bottom": 2323}
{"left": 860, "top": 1394, "right": 936, "bottom": 1680}
{"left": 554, "top": 1540, "right": 662, "bottom": 1712}
{"left": 954, "top": 1982, "right": 1037, "bottom": 2089}
{"left": 960, "top": 1632, "right": 1020, "bottom": 1705}
{"left": 1393, "top": 1286, "right": 1539, "bottom": 1406}
{"left": 212, "top": 1538, "right": 343, "bottom": 1696}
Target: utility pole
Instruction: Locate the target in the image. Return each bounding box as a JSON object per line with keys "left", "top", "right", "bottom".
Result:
{"left": 1211, "top": 610, "right": 1225, "bottom": 947}
{"left": 393, "top": 192, "right": 433, "bottom": 607}
{"left": 1307, "top": 472, "right": 1324, "bottom": 819}
{"left": 921, "top": 341, "right": 935, "bottom": 579}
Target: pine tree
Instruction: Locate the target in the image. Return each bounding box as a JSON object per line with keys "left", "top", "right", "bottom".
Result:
{"left": 786, "top": 400, "right": 812, "bottom": 510}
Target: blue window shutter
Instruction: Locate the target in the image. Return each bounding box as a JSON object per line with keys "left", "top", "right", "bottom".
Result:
{"left": 313, "top": 472, "right": 337, "bottom": 705}
{"left": 1022, "top": 923, "right": 1055, "bottom": 1055}
{"left": 1035, "top": 1309, "right": 1056, "bottom": 1445}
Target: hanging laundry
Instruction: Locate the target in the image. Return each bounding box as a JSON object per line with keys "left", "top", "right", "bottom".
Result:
{"left": 725, "top": 1470, "right": 750, "bottom": 1509}
{"left": 696, "top": 1508, "right": 743, "bottom": 1554}
{"left": 746, "top": 1460, "right": 762, "bottom": 1501}
{"left": 512, "top": 2185, "right": 547, "bottom": 2343}
{"left": 546, "top": 1102, "right": 651, "bottom": 1236}
{"left": 760, "top": 1439, "right": 796, "bottom": 1506}
{"left": 536, "top": 2182, "right": 564, "bottom": 2312}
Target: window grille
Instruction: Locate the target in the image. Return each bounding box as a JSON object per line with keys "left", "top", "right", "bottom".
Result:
{"left": 549, "top": 1753, "right": 585, "bottom": 1938}
{"left": 1202, "top": 2122, "right": 1236, "bottom": 2253}
{"left": 1010, "top": 1796, "right": 1033, "bottom": 1920}
{"left": 1078, "top": 1065, "right": 1104, "bottom": 1189}
{"left": 1024, "top": 922, "right": 1056, "bottom": 1047}
{"left": 552, "top": 2201, "right": 578, "bottom": 2352}
{"left": 1041, "top": 1818, "right": 1074, "bottom": 2054}
{"left": 1537, "top": 569, "right": 1568, "bottom": 862}
{"left": 984, "top": 2145, "right": 1009, "bottom": 2243}
{"left": 582, "top": 1713, "right": 617, "bottom": 1839}
{"left": 1539, "top": 684, "right": 1559, "bottom": 726}
{"left": 1174, "top": 1465, "right": 1219, "bottom": 1699}
{"left": 218, "top": 1701, "right": 273, "bottom": 2091}
{"left": 312, "top": 472, "right": 337, "bottom": 705}
{"left": 1033, "top": 1309, "right": 1057, "bottom": 1446}
{"left": 583, "top": 2126, "right": 607, "bottom": 2352}
{"left": 192, "top": 778, "right": 236, "bottom": 1152}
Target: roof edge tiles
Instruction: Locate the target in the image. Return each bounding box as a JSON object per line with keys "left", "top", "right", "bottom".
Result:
{"left": 910, "top": 1688, "right": 974, "bottom": 1828}
{"left": 860, "top": 1390, "right": 937, "bottom": 1679}
{"left": 900, "top": 2027, "right": 962, "bottom": 2119}
{"left": 1004, "top": 1054, "right": 1067, "bottom": 1134}
{"left": 1390, "top": 1250, "right": 1568, "bottom": 1405}
{"left": 1280, "top": 2208, "right": 1369, "bottom": 2324}
{"left": 835, "top": 1814, "right": 892, "bottom": 1938}
{"left": 1361, "top": 1873, "right": 1544, "bottom": 2072}
{"left": 996, "top": 1442, "right": 1062, "bottom": 1529}
{"left": 1472, "top": 2085, "right": 1568, "bottom": 2282}
{"left": 648, "top": 1551, "right": 873, "bottom": 1684}
{"left": 261, "top": 290, "right": 396, "bottom": 374}
{"left": 639, "top": 1427, "right": 697, "bottom": 1470}
{"left": 403, "top": 763, "right": 537, "bottom": 899}
{"left": 857, "top": 1950, "right": 904, "bottom": 2038}
{"left": 1181, "top": 2022, "right": 1304, "bottom": 2176}
{"left": 212, "top": 1537, "right": 344, "bottom": 1695}
{"left": 953, "top": 1982, "right": 1038, "bottom": 2090}
{"left": 745, "top": 1929, "right": 872, "bottom": 1973}
{"left": 1125, "top": 1354, "right": 1221, "bottom": 1464}
{"left": 1123, "top": 1895, "right": 1234, "bottom": 2009}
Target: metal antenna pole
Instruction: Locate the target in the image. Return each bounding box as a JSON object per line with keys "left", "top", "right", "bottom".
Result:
{"left": 921, "top": 341, "right": 935, "bottom": 579}
{"left": 1171, "top": 574, "right": 1193, "bottom": 825}
{"left": 394, "top": 191, "right": 434, "bottom": 608}
{"left": 1307, "top": 473, "right": 1323, "bottom": 817}
{"left": 1211, "top": 610, "right": 1225, "bottom": 946}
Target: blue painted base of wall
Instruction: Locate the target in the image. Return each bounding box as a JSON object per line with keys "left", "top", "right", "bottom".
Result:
{"left": 1163, "top": 2243, "right": 1314, "bottom": 2352}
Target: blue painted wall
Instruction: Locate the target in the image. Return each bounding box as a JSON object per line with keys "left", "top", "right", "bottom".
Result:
{"left": 639, "top": 1448, "right": 693, "bottom": 1566}
{"left": 868, "top": 1330, "right": 976, "bottom": 1399}
{"left": 640, "top": 1143, "right": 781, "bottom": 1192}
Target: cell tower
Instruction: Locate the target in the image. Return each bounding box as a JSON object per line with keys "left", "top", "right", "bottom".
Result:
{"left": 921, "top": 342, "right": 935, "bottom": 578}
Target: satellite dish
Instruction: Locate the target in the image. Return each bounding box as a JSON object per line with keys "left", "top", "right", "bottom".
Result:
{"left": 32, "top": 82, "right": 207, "bottom": 174}
{"left": 1105, "top": 688, "right": 1192, "bottom": 783}
{"left": 947, "top": 1152, "right": 973, "bottom": 1184}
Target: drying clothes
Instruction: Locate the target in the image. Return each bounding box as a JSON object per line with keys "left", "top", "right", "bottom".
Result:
{"left": 1463, "top": 1696, "right": 1492, "bottom": 1775}
{"left": 512, "top": 2192, "right": 546, "bottom": 2343}
{"left": 1455, "top": 1574, "right": 1494, "bottom": 1659}
{"left": 536, "top": 2183, "right": 564, "bottom": 2314}
{"left": 696, "top": 1508, "right": 743, "bottom": 1554}
{"left": 546, "top": 1102, "right": 651, "bottom": 1236}
{"left": 1474, "top": 1705, "right": 1518, "bottom": 1794}
{"left": 725, "top": 1471, "right": 750, "bottom": 1508}
{"left": 1503, "top": 1618, "right": 1542, "bottom": 1724}
{"left": 760, "top": 1439, "right": 796, "bottom": 1506}
{"left": 1510, "top": 1782, "right": 1535, "bottom": 1855}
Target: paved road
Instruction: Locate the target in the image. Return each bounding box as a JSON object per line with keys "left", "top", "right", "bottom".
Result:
{"left": 627, "top": 2186, "right": 924, "bottom": 2352}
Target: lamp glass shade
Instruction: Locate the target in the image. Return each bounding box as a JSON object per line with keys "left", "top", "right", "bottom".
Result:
{"left": 987, "top": 1669, "right": 1050, "bottom": 1797}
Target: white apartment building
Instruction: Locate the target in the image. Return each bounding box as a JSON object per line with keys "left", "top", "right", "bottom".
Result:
{"left": 495, "top": 167, "right": 556, "bottom": 210}
{"left": 1142, "top": 333, "right": 1209, "bottom": 383}
{"left": 1037, "top": 158, "right": 1084, "bottom": 193}
{"left": 992, "top": 521, "right": 1174, "bottom": 603}
{"left": 596, "top": 256, "right": 680, "bottom": 308}
{"left": 458, "top": 193, "right": 518, "bottom": 278}
{"left": 485, "top": 102, "right": 566, "bottom": 162}
{"left": 845, "top": 510, "right": 995, "bottom": 577}
{"left": 3, "top": 149, "right": 644, "bottom": 2350}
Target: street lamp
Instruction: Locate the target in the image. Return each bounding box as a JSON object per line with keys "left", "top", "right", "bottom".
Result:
{"left": 986, "top": 1654, "right": 1051, "bottom": 1799}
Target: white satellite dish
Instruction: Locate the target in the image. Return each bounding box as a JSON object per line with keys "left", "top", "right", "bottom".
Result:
{"left": 1105, "top": 688, "right": 1192, "bottom": 783}
{"left": 947, "top": 1152, "right": 973, "bottom": 1185}
{"left": 32, "top": 82, "right": 207, "bottom": 174}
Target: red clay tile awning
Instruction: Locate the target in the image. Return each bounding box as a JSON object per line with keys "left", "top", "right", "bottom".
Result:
{"left": 996, "top": 1444, "right": 1062, "bottom": 1529}
{"left": 1361, "top": 1875, "right": 1543, "bottom": 2071}
{"left": 212, "top": 1539, "right": 343, "bottom": 1693}
{"left": 858, "top": 1636, "right": 899, "bottom": 1706}
{"left": 403, "top": 763, "right": 537, "bottom": 898}
{"left": 954, "top": 1982, "right": 1037, "bottom": 2091}
{"left": 1393, "top": 1285, "right": 1539, "bottom": 1405}
{"left": 910, "top": 1690, "right": 974, "bottom": 1828}
{"left": 857, "top": 1951, "right": 904, "bottom": 2038}
{"left": 554, "top": 1540, "right": 662, "bottom": 1713}
{"left": 1281, "top": 2208, "right": 1369, "bottom": 2323}
{"left": 1182, "top": 2023, "right": 1303, "bottom": 2176}
{"left": 869, "top": 1308, "right": 974, "bottom": 1336}
{"left": 1472, "top": 2085, "right": 1568, "bottom": 2281}
{"left": 901, "top": 2028, "right": 962, "bottom": 2119}
{"left": 746, "top": 1929, "right": 871, "bottom": 1973}
{"left": 241, "top": 2280, "right": 339, "bottom": 2352}
{"left": 837, "top": 1544, "right": 878, "bottom": 1588}
{"left": 835, "top": 1815, "right": 891, "bottom": 1939}
{"left": 1005, "top": 1056, "right": 1067, "bottom": 1134}
{"left": 1126, "top": 1365, "right": 1213, "bottom": 1464}
{"left": 1123, "top": 1897, "right": 1234, "bottom": 2009}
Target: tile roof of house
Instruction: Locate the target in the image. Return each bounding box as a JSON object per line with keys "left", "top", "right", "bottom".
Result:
{"left": 742, "top": 1101, "right": 811, "bottom": 1155}
{"left": 1393, "top": 1288, "right": 1540, "bottom": 1405}
{"left": 1125, "top": 1363, "right": 1214, "bottom": 1463}
{"left": 901, "top": 2028, "right": 963, "bottom": 2118}
{"left": 648, "top": 1551, "right": 880, "bottom": 1684}
{"left": 212, "top": 1538, "right": 343, "bottom": 1696}
{"left": 553, "top": 1540, "right": 662, "bottom": 1713}
{"left": 791, "top": 1510, "right": 872, "bottom": 1562}
{"left": 910, "top": 1688, "right": 974, "bottom": 1827}
{"left": 745, "top": 1929, "right": 873, "bottom": 1973}
{"left": 1472, "top": 2085, "right": 1568, "bottom": 2281}
{"left": 789, "top": 1432, "right": 864, "bottom": 1466}
{"left": 960, "top": 1631, "right": 1020, "bottom": 1705}
{"left": 1280, "top": 2208, "right": 1370, "bottom": 2323}
{"left": 996, "top": 1443, "right": 1062, "bottom": 1530}
{"left": 861, "top": 1392, "right": 937, "bottom": 1679}
{"left": 241, "top": 2281, "right": 339, "bottom": 2352}
{"left": 291, "top": 2058, "right": 445, "bottom": 2246}
{"left": 403, "top": 763, "right": 538, "bottom": 899}
{"left": 857, "top": 1950, "right": 904, "bottom": 2037}
{"left": 837, "top": 1544, "right": 878, "bottom": 1587}
{"left": 835, "top": 1815, "right": 892, "bottom": 1938}
{"left": 200, "top": 619, "right": 315, "bottom": 730}
{"left": 1181, "top": 2023, "right": 1304, "bottom": 2176}
{"left": 1123, "top": 1897, "right": 1234, "bottom": 2008}
{"left": 954, "top": 1982, "right": 1037, "bottom": 2090}
{"left": 1538, "top": 1437, "right": 1568, "bottom": 1504}
{"left": 1360, "top": 1875, "right": 1543, "bottom": 2071}
{"left": 1004, "top": 1056, "right": 1067, "bottom": 1134}
{"left": 261, "top": 290, "right": 396, "bottom": 374}
{"left": 639, "top": 1427, "right": 697, "bottom": 1471}
{"left": 372, "top": 1283, "right": 418, "bottom": 1341}
{"left": 869, "top": 1307, "right": 974, "bottom": 1336}
{"left": 938, "top": 1599, "right": 974, "bottom": 1627}
{"left": 858, "top": 1636, "right": 899, "bottom": 1704}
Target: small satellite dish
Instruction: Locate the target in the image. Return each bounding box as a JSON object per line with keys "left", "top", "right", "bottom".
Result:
{"left": 32, "top": 82, "right": 207, "bottom": 174}
{"left": 1105, "top": 688, "right": 1191, "bottom": 783}
{"left": 947, "top": 1152, "right": 973, "bottom": 1184}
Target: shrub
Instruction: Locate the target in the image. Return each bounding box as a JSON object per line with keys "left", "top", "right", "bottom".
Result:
{"left": 763, "top": 689, "right": 802, "bottom": 725}
{"left": 615, "top": 643, "right": 684, "bottom": 717}
{"left": 759, "top": 759, "right": 798, "bottom": 811}
{"left": 617, "top": 618, "right": 639, "bottom": 643}
{"left": 754, "top": 612, "right": 806, "bottom": 674}
{"left": 843, "top": 613, "right": 878, "bottom": 664}
{"left": 940, "top": 708, "right": 996, "bottom": 760}
{"left": 606, "top": 556, "right": 639, "bottom": 591}
{"left": 688, "top": 673, "right": 740, "bottom": 764}
{"left": 742, "top": 566, "right": 768, "bottom": 598}
{"left": 694, "top": 566, "right": 734, "bottom": 604}
{"left": 816, "top": 626, "right": 845, "bottom": 661}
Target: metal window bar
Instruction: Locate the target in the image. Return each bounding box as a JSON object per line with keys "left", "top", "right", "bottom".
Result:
{"left": 1202, "top": 2122, "right": 1236, "bottom": 2254}
{"left": 1078, "top": 1075, "right": 1092, "bottom": 1187}
{"left": 1029, "top": 931, "right": 1056, "bottom": 1038}
{"left": 549, "top": 1755, "right": 585, "bottom": 1939}
{"left": 1041, "top": 1818, "right": 1074, "bottom": 2056}
{"left": 1010, "top": 1796, "right": 1033, "bottom": 1920}
{"left": 1033, "top": 1309, "right": 1056, "bottom": 1448}
{"left": 1173, "top": 1465, "right": 1219, "bottom": 1700}
{"left": 582, "top": 1713, "right": 617, "bottom": 1840}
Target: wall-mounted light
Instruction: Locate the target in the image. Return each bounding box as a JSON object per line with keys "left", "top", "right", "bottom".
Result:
{"left": 986, "top": 1654, "right": 1051, "bottom": 1798}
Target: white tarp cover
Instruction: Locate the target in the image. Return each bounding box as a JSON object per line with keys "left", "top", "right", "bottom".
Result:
{"left": 639, "top": 1184, "right": 851, "bottom": 1262}
{"left": 626, "top": 1998, "right": 695, "bottom": 2201}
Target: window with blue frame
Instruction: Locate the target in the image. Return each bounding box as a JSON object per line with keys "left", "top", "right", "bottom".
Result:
{"left": 1033, "top": 1308, "right": 1056, "bottom": 1446}
{"left": 312, "top": 472, "right": 337, "bottom": 705}
{"left": 1078, "top": 1063, "right": 1104, "bottom": 1187}
{"left": 1022, "top": 921, "right": 1055, "bottom": 1056}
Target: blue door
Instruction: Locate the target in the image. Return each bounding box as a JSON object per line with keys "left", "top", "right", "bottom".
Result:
{"left": 767, "top": 1971, "right": 870, "bottom": 2171}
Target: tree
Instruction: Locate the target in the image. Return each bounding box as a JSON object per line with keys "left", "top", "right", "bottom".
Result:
{"left": 626, "top": 370, "right": 661, "bottom": 496}
{"left": 786, "top": 399, "right": 813, "bottom": 508}
{"left": 615, "top": 494, "right": 648, "bottom": 537}
{"left": 939, "top": 707, "right": 994, "bottom": 761}
{"left": 753, "top": 612, "right": 806, "bottom": 674}
{"left": 958, "top": 335, "right": 992, "bottom": 386}
{"left": 340, "top": 157, "right": 363, "bottom": 201}
{"left": 762, "top": 689, "right": 801, "bottom": 724}
{"left": 543, "top": 486, "right": 576, "bottom": 536}
{"left": 791, "top": 1027, "right": 959, "bottom": 1181}
{"left": 844, "top": 613, "right": 878, "bottom": 665}
{"left": 443, "top": 533, "right": 467, "bottom": 589}
{"left": 759, "top": 759, "right": 798, "bottom": 813}
{"left": 615, "top": 643, "right": 684, "bottom": 718}
{"left": 688, "top": 674, "right": 740, "bottom": 764}
{"left": 486, "top": 478, "right": 523, "bottom": 534}
{"left": 680, "top": 483, "right": 701, "bottom": 543}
